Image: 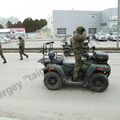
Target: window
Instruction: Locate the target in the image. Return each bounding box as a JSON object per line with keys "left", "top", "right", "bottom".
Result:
{"left": 57, "top": 28, "right": 66, "bottom": 34}
{"left": 100, "top": 23, "right": 107, "bottom": 26}
{"left": 88, "top": 28, "right": 97, "bottom": 34}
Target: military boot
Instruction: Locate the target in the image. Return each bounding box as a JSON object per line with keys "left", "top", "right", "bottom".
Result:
{"left": 3, "top": 59, "right": 7, "bottom": 64}
{"left": 19, "top": 54, "right": 23, "bottom": 60}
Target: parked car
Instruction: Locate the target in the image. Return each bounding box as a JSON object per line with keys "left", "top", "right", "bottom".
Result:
{"left": 0, "top": 36, "right": 10, "bottom": 43}
{"left": 105, "top": 33, "right": 111, "bottom": 40}
{"left": 95, "top": 33, "right": 107, "bottom": 41}
{"left": 108, "top": 32, "right": 120, "bottom": 41}
{"left": 111, "top": 35, "right": 120, "bottom": 41}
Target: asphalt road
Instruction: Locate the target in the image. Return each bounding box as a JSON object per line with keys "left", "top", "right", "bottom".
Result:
{"left": 0, "top": 53, "right": 120, "bottom": 120}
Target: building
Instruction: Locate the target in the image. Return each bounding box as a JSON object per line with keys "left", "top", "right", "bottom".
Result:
{"left": 0, "top": 28, "right": 26, "bottom": 39}
{"left": 47, "top": 8, "right": 117, "bottom": 37}
{"left": 100, "top": 8, "right": 117, "bottom": 32}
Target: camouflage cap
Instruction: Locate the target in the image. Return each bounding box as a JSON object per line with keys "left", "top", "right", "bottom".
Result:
{"left": 76, "top": 26, "right": 86, "bottom": 34}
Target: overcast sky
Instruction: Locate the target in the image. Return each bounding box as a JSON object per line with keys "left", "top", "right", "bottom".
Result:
{"left": 0, "top": 0, "right": 117, "bottom": 21}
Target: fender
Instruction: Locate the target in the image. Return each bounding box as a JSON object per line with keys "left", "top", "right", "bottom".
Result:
{"left": 43, "top": 64, "right": 66, "bottom": 81}
{"left": 84, "top": 64, "right": 111, "bottom": 83}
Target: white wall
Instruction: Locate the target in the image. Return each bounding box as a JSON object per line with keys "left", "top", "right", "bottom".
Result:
{"left": 48, "top": 8, "right": 117, "bottom": 37}
{"left": 100, "top": 8, "right": 117, "bottom": 32}
{"left": 53, "top": 10, "right": 100, "bottom": 36}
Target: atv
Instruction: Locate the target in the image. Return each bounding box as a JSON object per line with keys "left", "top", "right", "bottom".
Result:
{"left": 38, "top": 40, "right": 111, "bottom": 92}
{"left": 62, "top": 41, "right": 72, "bottom": 56}
{"left": 62, "top": 37, "right": 89, "bottom": 56}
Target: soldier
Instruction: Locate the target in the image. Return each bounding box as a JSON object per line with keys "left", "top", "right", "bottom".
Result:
{"left": 71, "top": 26, "right": 86, "bottom": 81}
{"left": 0, "top": 42, "right": 7, "bottom": 64}
{"left": 18, "top": 36, "right": 28, "bottom": 60}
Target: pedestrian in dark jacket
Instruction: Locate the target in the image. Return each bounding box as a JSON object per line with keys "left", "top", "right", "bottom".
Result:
{"left": 18, "top": 36, "right": 28, "bottom": 60}
{"left": 0, "top": 42, "right": 7, "bottom": 64}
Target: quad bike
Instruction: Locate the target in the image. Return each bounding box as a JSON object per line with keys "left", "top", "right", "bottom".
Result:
{"left": 38, "top": 40, "right": 111, "bottom": 92}
{"left": 62, "top": 41, "right": 72, "bottom": 56}
{"left": 62, "top": 37, "right": 89, "bottom": 56}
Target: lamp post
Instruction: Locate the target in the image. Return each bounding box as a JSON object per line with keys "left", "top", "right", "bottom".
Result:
{"left": 117, "top": 0, "right": 120, "bottom": 48}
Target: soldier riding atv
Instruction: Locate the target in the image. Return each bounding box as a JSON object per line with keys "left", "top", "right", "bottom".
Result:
{"left": 38, "top": 39, "right": 111, "bottom": 92}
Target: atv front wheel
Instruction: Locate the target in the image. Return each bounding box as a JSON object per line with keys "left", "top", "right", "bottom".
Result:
{"left": 44, "top": 72, "right": 63, "bottom": 90}
{"left": 88, "top": 73, "right": 109, "bottom": 92}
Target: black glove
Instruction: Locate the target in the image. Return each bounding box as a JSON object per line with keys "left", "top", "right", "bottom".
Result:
{"left": 86, "top": 36, "right": 90, "bottom": 40}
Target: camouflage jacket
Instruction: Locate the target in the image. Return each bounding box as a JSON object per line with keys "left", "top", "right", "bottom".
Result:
{"left": 0, "top": 44, "right": 2, "bottom": 53}
{"left": 71, "top": 32, "right": 86, "bottom": 55}
{"left": 19, "top": 39, "right": 25, "bottom": 48}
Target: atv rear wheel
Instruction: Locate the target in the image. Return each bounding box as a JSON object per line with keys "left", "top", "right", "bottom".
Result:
{"left": 44, "top": 72, "right": 63, "bottom": 90}
{"left": 88, "top": 73, "right": 109, "bottom": 92}
{"left": 63, "top": 49, "right": 71, "bottom": 56}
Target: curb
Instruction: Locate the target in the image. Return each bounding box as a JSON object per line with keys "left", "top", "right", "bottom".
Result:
{"left": 2, "top": 47, "right": 120, "bottom": 53}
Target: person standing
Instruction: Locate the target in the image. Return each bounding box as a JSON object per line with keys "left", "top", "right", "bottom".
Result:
{"left": 71, "top": 26, "right": 86, "bottom": 81}
{"left": 0, "top": 42, "right": 7, "bottom": 64}
{"left": 18, "top": 36, "right": 28, "bottom": 60}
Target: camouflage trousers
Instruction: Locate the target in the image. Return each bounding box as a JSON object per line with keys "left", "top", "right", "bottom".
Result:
{"left": 19, "top": 48, "right": 28, "bottom": 59}
{"left": 73, "top": 53, "right": 82, "bottom": 80}
{"left": 0, "top": 51, "right": 6, "bottom": 62}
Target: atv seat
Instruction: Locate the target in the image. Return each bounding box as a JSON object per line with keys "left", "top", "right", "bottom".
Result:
{"left": 48, "top": 51, "right": 64, "bottom": 65}
{"left": 93, "top": 51, "right": 108, "bottom": 63}
{"left": 62, "top": 62, "right": 74, "bottom": 68}
{"left": 51, "top": 58, "right": 63, "bottom": 65}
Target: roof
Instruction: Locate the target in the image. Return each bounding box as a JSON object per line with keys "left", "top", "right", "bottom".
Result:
{"left": 0, "top": 29, "right": 11, "bottom": 32}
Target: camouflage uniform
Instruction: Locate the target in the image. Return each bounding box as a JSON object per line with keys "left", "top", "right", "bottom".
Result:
{"left": 0, "top": 43, "right": 7, "bottom": 63}
{"left": 72, "top": 26, "right": 86, "bottom": 80}
{"left": 18, "top": 36, "right": 28, "bottom": 60}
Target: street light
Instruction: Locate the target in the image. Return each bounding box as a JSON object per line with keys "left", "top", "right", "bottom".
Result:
{"left": 117, "top": 0, "right": 120, "bottom": 48}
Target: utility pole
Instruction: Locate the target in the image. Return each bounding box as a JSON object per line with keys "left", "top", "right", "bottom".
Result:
{"left": 117, "top": 0, "right": 120, "bottom": 48}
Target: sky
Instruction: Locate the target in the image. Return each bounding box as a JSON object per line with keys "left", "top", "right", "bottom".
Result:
{"left": 0, "top": 0, "right": 118, "bottom": 21}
